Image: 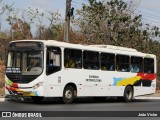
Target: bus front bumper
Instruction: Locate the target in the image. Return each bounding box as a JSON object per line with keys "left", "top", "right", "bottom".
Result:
{"left": 5, "top": 86, "right": 42, "bottom": 97}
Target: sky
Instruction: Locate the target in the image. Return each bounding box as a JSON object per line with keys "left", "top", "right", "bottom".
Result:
{"left": 136, "top": 0, "right": 160, "bottom": 27}
{"left": 1, "top": 0, "right": 160, "bottom": 33}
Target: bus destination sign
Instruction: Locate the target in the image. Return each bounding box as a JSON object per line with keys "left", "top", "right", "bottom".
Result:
{"left": 6, "top": 67, "right": 21, "bottom": 74}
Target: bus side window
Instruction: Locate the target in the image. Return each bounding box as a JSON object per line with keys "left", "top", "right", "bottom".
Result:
{"left": 83, "top": 51, "right": 100, "bottom": 70}
{"left": 64, "top": 48, "right": 82, "bottom": 69}
{"left": 83, "top": 51, "right": 99, "bottom": 70}
{"left": 144, "top": 58, "right": 154, "bottom": 74}
{"left": 101, "top": 53, "right": 115, "bottom": 71}
{"left": 46, "top": 47, "right": 61, "bottom": 75}
{"left": 116, "top": 55, "right": 130, "bottom": 72}
{"left": 131, "top": 56, "right": 143, "bottom": 73}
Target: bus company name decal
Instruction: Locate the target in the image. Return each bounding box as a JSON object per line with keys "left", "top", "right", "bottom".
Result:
{"left": 86, "top": 75, "right": 102, "bottom": 82}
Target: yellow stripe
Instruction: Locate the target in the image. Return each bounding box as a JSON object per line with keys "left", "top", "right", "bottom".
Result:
{"left": 117, "top": 76, "right": 141, "bottom": 86}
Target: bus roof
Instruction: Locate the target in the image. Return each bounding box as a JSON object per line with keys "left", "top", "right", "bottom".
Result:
{"left": 10, "top": 39, "right": 156, "bottom": 58}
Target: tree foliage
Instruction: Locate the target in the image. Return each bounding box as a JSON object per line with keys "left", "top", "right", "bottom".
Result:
{"left": 76, "top": 0, "right": 158, "bottom": 48}
{"left": 35, "top": 24, "right": 63, "bottom": 40}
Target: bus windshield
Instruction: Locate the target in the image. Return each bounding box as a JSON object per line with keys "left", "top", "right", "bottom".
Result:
{"left": 6, "top": 50, "right": 43, "bottom": 75}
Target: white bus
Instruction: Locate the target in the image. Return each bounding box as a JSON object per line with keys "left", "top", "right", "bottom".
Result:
{"left": 5, "top": 40, "right": 156, "bottom": 104}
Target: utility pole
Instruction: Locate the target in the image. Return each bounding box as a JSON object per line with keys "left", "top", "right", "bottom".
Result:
{"left": 64, "top": 0, "right": 72, "bottom": 43}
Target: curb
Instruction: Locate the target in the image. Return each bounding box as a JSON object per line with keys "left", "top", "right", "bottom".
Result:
{"left": 0, "top": 98, "right": 5, "bottom": 102}
{"left": 135, "top": 97, "right": 160, "bottom": 100}
{"left": 0, "top": 94, "right": 5, "bottom": 102}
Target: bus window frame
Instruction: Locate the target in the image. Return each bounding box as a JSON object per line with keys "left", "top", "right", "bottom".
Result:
{"left": 46, "top": 46, "right": 62, "bottom": 75}
{"left": 116, "top": 54, "right": 130, "bottom": 72}
{"left": 100, "top": 52, "right": 115, "bottom": 71}
{"left": 144, "top": 57, "right": 155, "bottom": 74}
{"left": 83, "top": 50, "right": 100, "bottom": 70}
{"left": 130, "top": 56, "right": 143, "bottom": 73}
{"left": 64, "top": 48, "right": 82, "bottom": 69}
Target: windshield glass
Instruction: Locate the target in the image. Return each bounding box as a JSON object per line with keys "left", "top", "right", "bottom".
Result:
{"left": 6, "top": 50, "right": 43, "bottom": 75}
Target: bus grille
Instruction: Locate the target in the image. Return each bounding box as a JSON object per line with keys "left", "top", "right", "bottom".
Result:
{"left": 6, "top": 74, "right": 38, "bottom": 83}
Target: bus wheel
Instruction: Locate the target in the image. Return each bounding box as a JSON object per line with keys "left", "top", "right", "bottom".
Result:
{"left": 31, "top": 96, "right": 44, "bottom": 103}
{"left": 63, "top": 86, "right": 75, "bottom": 104}
{"left": 123, "top": 86, "right": 133, "bottom": 102}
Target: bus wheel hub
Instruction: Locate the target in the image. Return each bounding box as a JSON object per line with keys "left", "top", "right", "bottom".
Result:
{"left": 65, "top": 90, "right": 72, "bottom": 99}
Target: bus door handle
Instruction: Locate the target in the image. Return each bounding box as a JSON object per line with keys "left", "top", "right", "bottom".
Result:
{"left": 94, "top": 84, "right": 98, "bottom": 86}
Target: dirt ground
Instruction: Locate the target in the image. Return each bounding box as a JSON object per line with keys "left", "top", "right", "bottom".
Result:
{"left": 156, "top": 90, "right": 160, "bottom": 93}
{"left": 0, "top": 88, "right": 4, "bottom": 97}
{"left": 155, "top": 90, "right": 160, "bottom": 96}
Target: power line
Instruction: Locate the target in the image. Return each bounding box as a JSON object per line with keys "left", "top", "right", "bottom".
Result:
{"left": 133, "top": 12, "right": 160, "bottom": 27}
{"left": 75, "top": 0, "right": 88, "bottom": 3}
{"left": 138, "top": 5, "right": 160, "bottom": 13}
{"left": 81, "top": 0, "right": 88, "bottom": 2}
{"left": 72, "top": 0, "right": 89, "bottom": 6}
{"left": 72, "top": 1, "right": 82, "bottom": 5}
{"left": 136, "top": 11, "right": 160, "bottom": 20}
{"left": 141, "top": 17, "right": 160, "bottom": 25}
{"left": 133, "top": 4, "right": 160, "bottom": 25}
{"left": 134, "top": 9, "right": 160, "bottom": 26}
{"left": 132, "top": 10, "right": 160, "bottom": 28}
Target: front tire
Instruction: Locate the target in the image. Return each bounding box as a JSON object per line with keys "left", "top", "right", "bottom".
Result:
{"left": 63, "top": 86, "right": 75, "bottom": 104}
{"left": 123, "top": 86, "right": 133, "bottom": 102}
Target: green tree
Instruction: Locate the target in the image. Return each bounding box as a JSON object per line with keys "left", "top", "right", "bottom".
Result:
{"left": 75, "top": 0, "right": 160, "bottom": 49}
{"left": 35, "top": 24, "right": 63, "bottom": 40}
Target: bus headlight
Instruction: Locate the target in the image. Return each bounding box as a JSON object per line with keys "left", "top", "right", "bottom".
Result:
{"left": 32, "top": 82, "right": 44, "bottom": 90}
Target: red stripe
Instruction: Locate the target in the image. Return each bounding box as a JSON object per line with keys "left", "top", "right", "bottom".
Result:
{"left": 11, "top": 83, "right": 18, "bottom": 88}
{"left": 9, "top": 87, "right": 17, "bottom": 91}
{"left": 137, "top": 73, "right": 156, "bottom": 80}
{"left": 5, "top": 86, "right": 9, "bottom": 90}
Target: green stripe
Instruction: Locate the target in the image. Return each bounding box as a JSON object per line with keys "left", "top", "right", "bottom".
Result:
{"left": 8, "top": 79, "right": 12, "bottom": 86}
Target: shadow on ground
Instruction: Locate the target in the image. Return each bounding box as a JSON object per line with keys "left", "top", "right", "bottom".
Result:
{"left": 5, "top": 96, "right": 152, "bottom": 105}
